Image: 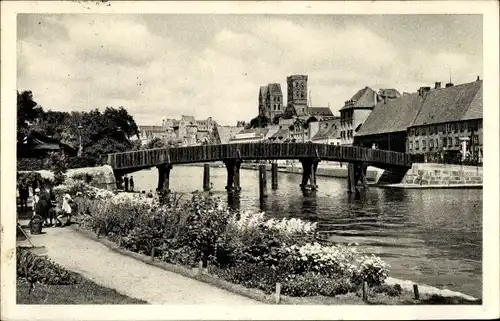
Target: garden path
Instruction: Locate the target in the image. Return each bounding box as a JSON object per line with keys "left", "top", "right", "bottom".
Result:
{"left": 21, "top": 223, "right": 260, "bottom": 305}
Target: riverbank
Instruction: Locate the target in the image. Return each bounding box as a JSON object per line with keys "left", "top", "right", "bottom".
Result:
{"left": 18, "top": 221, "right": 480, "bottom": 305}
{"left": 72, "top": 223, "right": 479, "bottom": 304}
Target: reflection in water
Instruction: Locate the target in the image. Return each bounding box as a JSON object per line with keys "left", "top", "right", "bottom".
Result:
{"left": 132, "top": 165, "right": 482, "bottom": 298}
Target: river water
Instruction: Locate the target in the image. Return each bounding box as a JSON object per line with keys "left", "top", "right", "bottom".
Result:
{"left": 130, "top": 165, "right": 482, "bottom": 298}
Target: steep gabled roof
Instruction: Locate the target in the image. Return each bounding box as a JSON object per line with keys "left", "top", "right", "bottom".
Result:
{"left": 378, "top": 88, "right": 401, "bottom": 99}
{"left": 259, "top": 86, "right": 268, "bottom": 102}
{"left": 215, "top": 125, "right": 241, "bottom": 144}
{"left": 356, "top": 93, "right": 423, "bottom": 136}
{"left": 410, "top": 80, "right": 482, "bottom": 127}
{"left": 309, "top": 107, "right": 334, "bottom": 116}
{"left": 268, "top": 83, "right": 282, "bottom": 95}
{"left": 312, "top": 120, "right": 341, "bottom": 140}
{"left": 340, "top": 87, "right": 377, "bottom": 110}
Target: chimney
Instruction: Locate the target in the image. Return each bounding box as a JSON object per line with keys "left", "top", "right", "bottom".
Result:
{"left": 435, "top": 82, "right": 441, "bottom": 89}
{"left": 476, "top": 76, "right": 480, "bottom": 81}
{"left": 445, "top": 83, "right": 454, "bottom": 88}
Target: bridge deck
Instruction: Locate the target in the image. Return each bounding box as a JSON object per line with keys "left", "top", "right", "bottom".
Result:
{"left": 107, "top": 143, "right": 413, "bottom": 172}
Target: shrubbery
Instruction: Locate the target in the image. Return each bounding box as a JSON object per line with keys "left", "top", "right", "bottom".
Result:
{"left": 17, "top": 247, "right": 79, "bottom": 287}
{"left": 56, "top": 182, "right": 391, "bottom": 298}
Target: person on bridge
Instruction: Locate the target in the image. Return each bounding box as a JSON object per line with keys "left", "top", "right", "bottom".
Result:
{"left": 124, "top": 176, "right": 129, "bottom": 192}
{"left": 129, "top": 176, "right": 135, "bottom": 192}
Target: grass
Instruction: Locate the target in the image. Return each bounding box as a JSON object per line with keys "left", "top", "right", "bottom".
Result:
{"left": 17, "top": 275, "right": 147, "bottom": 304}
{"left": 280, "top": 290, "right": 482, "bottom": 305}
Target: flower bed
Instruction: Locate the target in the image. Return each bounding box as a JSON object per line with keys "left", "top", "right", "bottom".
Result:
{"left": 56, "top": 182, "right": 393, "bottom": 299}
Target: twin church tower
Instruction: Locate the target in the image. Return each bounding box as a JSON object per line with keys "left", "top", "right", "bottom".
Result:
{"left": 258, "top": 75, "right": 309, "bottom": 120}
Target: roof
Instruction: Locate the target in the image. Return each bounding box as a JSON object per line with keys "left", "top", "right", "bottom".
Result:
{"left": 340, "top": 87, "right": 377, "bottom": 110}
{"left": 271, "top": 127, "right": 290, "bottom": 139}
{"left": 181, "top": 115, "right": 196, "bottom": 124}
{"left": 356, "top": 92, "right": 423, "bottom": 136}
{"left": 312, "top": 120, "right": 341, "bottom": 140}
{"left": 235, "top": 127, "right": 268, "bottom": 137}
{"left": 356, "top": 79, "right": 483, "bottom": 136}
{"left": 215, "top": 125, "right": 241, "bottom": 144}
{"left": 268, "top": 83, "right": 282, "bottom": 95}
{"left": 378, "top": 88, "right": 401, "bottom": 99}
{"left": 259, "top": 86, "right": 268, "bottom": 99}
{"left": 20, "top": 130, "right": 76, "bottom": 152}
{"left": 410, "top": 80, "right": 482, "bottom": 127}
{"left": 139, "top": 125, "right": 164, "bottom": 132}
{"left": 309, "top": 107, "right": 333, "bottom": 116}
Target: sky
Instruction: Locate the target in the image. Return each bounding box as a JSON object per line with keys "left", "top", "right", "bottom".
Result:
{"left": 17, "top": 14, "right": 483, "bottom": 126}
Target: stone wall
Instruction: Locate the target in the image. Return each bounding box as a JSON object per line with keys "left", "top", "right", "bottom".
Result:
{"left": 65, "top": 165, "right": 116, "bottom": 190}
{"left": 402, "top": 163, "right": 482, "bottom": 186}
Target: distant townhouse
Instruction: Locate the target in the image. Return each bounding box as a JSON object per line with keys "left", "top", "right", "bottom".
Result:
{"left": 228, "top": 128, "right": 269, "bottom": 144}
{"left": 340, "top": 87, "right": 400, "bottom": 146}
{"left": 309, "top": 117, "right": 341, "bottom": 145}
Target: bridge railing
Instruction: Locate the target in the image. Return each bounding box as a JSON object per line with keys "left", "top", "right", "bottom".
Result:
{"left": 107, "top": 143, "right": 413, "bottom": 170}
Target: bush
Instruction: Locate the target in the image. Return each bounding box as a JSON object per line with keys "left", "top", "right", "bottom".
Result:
{"left": 69, "top": 186, "right": 392, "bottom": 298}
{"left": 17, "top": 247, "right": 79, "bottom": 286}
{"left": 372, "top": 283, "right": 403, "bottom": 297}
{"left": 281, "top": 272, "right": 356, "bottom": 297}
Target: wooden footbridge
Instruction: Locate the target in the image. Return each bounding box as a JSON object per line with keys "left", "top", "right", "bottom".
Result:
{"left": 106, "top": 143, "right": 414, "bottom": 194}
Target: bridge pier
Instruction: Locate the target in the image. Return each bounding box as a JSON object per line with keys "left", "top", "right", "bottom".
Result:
{"left": 299, "top": 158, "right": 319, "bottom": 191}
{"left": 223, "top": 159, "right": 242, "bottom": 192}
{"left": 203, "top": 164, "right": 210, "bottom": 191}
{"left": 259, "top": 164, "right": 268, "bottom": 199}
{"left": 157, "top": 164, "right": 172, "bottom": 193}
{"left": 271, "top": 162, "right": 278, "bottom": 190}
{"left": 347, "top": 163, "right": 356, "bottom": 194}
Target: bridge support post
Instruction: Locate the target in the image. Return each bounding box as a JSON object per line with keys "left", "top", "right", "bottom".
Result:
{"left": 299, "top": 159, "right": 311, "bottom": 191}
{"left": 360, "top": 163, "right": 368, "bottom": 188}
{"left": 271, "top": 162, "right": 278, "bottom": 190}
{"left": 223, "top": 159, "right": 241, "bottom": 192}
{"left": 203, "top": 164, "right": 210, "bottom": 191}
{"left": 157, "top": 164, "right": 172, "bottom": 193}
{"left": 259, "top": 164, "right": 268, "bottom": 199}
{"left": 311, "top": 159, "right": 319, "bottom": 191}
{"left": 347, "top": 163, "right": 357, "bottom": 194}
{"left": 233, "top": 159, "right": 242, "bottom": 192}
{"left": 299, "top": 158, "right": 319, "bottom": 191}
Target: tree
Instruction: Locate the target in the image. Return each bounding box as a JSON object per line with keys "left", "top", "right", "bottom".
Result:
{"left": 17, "top": 90, "right": 43, "bottom": 141}
{"left": 145, "top": 137, "right": 168, "bottom": 149}
{"left": 17, "top": 90, "right": 141, "bottom": 160}
{"left": 247, "top": 115, "right": 270, "bottom": 129}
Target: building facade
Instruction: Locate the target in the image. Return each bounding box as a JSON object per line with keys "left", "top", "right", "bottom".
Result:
{"left": 356, "top": 78, "right": 483, "bottom": 164}
{"left": 259, "top": 83, "right": 283, "bottom": 120}
{"left": 286, "top": 75, "right": 309, "bottom": 117}
{"left": 340, "top": 87, "right": 401, "bottom": 145}
{"left": 406, "top": 79, "right": 483, "bottom": 164}
{"left": 139, "top": 115, "right": 216, "bottom": 147}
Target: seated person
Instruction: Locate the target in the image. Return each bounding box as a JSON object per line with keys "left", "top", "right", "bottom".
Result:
{"left": 55, "top": 194, "right": 73, "bottom": 227}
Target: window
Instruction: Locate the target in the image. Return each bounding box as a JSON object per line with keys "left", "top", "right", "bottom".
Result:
{"left": 429, "top": 139, "right": 434, "bottom": 148}
{"left": 415, "top": 128, "right": 419, "bottom": 136}
{"left": 409, "top": 141, "right": 413, "bottom": 150}
{"left": 455, "top": 137, "right": 460, "bottom": 146}
{"left": 422, "top": 140, "right": 426, "bottom": 150}
{"left": 435, "top": 139, "right": 439, "bottom": 148}
{"left": 415, "top": 141, "right": 420, "bottom": 149}
{"left": 448, "top": 137, "right": 452, "bottom": 147}
{"left": 442, "top": 137, "right": 447, "bottom": 147}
